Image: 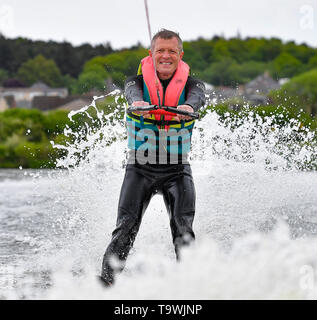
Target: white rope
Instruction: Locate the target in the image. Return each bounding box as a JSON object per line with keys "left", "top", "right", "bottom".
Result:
{"left": 144, "top": 0, "right": 152, "bottom": 43}
{"left": 144, "top": 0, "right": 161, "bottom": 105}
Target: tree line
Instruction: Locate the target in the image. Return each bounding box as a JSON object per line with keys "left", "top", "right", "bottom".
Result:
{"left": 0, "top": 34, "right": 114, "bottom": 77}
{"left": 185, "top": 36, "right": 317, "bottom": 85}
{"left": 1, "top": 34, "right": 317, "bottom": 92}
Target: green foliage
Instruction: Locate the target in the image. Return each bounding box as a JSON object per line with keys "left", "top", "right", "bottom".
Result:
{"left": 200, "top": 58, "right": 241, "bottom": 86}
{"left": 0, "top": 108, "right": 71, "bottom": 168}
{"left": 269, "top": 68, "right": 317, "bottom": 116}
{"left": 182, "top": 37, "right": 316, "bottom": 87}
{"left": 73, "top": 60, "right": 111, "bottom": 93}
{"left": 76, "top": 47, "right": 148, "bottom": 91}
{"left": 204, "top": 103, "right": 317, "bottom": 132}
{"left": 13, "top": 141, "right": 57, "bottom": 168}
{"left": 308, "top": 55, "right": 317, "bottom": 68}
{"left": 238, "top": 61, "right": 269, "bottom": 82}
{"left": 283, "top": 41, "right": 316, "bottom": 64}
{"left": 200, "top": 59, "right": 271, "bottom": 85}
{"left": 0, "top": 35, "right": 113, "bottom": 77}
{"left": 211, "top": 39, "right": 232, "bottom": 61}
{"left": 0, "top": 104, "right": 126, "bottom": 168}
{"left": 0, "top": 68, "right": 9, "bottom": 85}
{"left": 61, "top": 74, "right": 78, "bottom": 94}
{"left": 42, "top": 110, "right": 72, "bottom": 135}
{"left": 75, "top": 71, "right": 107, "bottom": 94}
{"left": 0, "top": 108, "right": 46, "bottom": 143}
{"left": 17, "top": 55, "right": 64, "bottom": 87}
{"left": 182, "top": 42, "right": 208, "bottom": 71}
{"left": 272, "top": 52, "right": 303, "bottom": 78}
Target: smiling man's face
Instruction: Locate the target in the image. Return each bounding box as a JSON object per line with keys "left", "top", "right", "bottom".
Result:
{"left": 149, "top": 37, "right": 184, "bottom": 80}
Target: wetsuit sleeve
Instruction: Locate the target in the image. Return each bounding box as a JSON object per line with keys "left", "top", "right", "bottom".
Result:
{"left": 184, "top": 77, "right": 206, "bottom": 112}
{"left": 124, "top": 75, "right": 144, "bottom": 105}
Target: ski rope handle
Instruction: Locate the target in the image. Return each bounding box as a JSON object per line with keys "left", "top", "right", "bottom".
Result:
{"left": 127, "top": 105, "right": 200, "bottom": 120}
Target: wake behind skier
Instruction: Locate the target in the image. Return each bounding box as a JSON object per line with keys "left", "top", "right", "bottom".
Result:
{"left": 100, "top": 29, "right": 206, "bottom": 286}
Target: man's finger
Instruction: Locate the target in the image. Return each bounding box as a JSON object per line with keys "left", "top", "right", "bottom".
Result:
{"left": 174, "top": 115, "right": 180, "bottom": 122}
{"left": 132, "top": 101, "right": 150, "bottom": 107}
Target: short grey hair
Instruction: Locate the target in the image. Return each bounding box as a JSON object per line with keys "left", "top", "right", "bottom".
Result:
{"left": 151, "top": 29, "right": 183, "bottom": 53}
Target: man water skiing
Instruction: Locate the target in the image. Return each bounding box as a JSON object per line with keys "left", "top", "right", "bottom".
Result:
{"left": 100, "top": 29, "right": 205, "bottom": 286}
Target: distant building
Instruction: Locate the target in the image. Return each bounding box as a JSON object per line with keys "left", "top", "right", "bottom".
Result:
{"left": 2, "top": 78, "right": 26, "bottom": 88}
{"left": 0, "top": 96, "right": 16, "bottom": 111}
{"left": 210, "top": 86, "right": 239, "bottom": 104}
{"left": 208, "top": 72, "right": 281, "bottom": 107}
{"left": 244, "top": 72, "right": 280, "bottom": 95}
{"left": 243, "top": 72, "right": 280, "bottom": 105}
{"left": 57, "top": 98, "right": 93, "bottom": 111}
{"left": 0, "top": 82, "right": 68, "bottom": 109}
{"left": 32, "top": 95, "right": 93, "bottom": 111}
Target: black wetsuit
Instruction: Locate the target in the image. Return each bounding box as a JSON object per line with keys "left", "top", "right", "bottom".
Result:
{"left": 101, "top": 74, "right": 205, "bottom": 285}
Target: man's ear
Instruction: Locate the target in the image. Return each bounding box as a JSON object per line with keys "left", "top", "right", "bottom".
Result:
{"left": 149, "top": 50, "right": 152, "bottom": 57}
{"left": 180, "top": 51, "right": 184, "bottom": 60}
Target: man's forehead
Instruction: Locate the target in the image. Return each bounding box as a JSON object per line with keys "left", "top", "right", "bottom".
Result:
{"left": 154, "top": 37, "right": 179, "bottom": 47}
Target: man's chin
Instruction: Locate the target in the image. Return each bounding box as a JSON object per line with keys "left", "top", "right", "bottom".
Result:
{"left": 158, "top": 70, "right": 175, "bottom": 79}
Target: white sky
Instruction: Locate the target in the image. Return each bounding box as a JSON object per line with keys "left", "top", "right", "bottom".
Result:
{"left": 0, "top": 0, "right": 316, "bottom": 49}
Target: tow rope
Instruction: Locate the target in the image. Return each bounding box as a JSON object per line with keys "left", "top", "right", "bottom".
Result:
{"left": 143, "top": 0, "right": 162, "bottom": 106}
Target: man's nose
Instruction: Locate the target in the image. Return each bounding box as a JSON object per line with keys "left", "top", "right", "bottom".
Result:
{"left": 162, "top": 50, "right": 170, "bottom": 58}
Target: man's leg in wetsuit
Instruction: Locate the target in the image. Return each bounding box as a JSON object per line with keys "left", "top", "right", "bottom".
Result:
{"left": 101, "top": 164, "right": 154, "bottom": 285}
{"left": 162, "top": 165, "right": 196, "bottom": 260}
